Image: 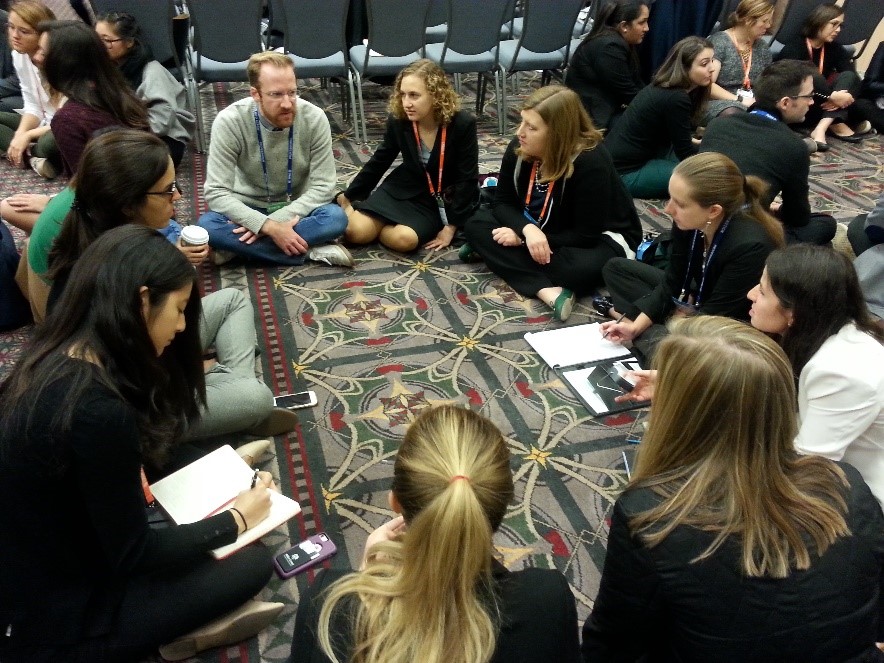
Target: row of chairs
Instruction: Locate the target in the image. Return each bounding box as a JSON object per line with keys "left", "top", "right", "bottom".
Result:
{"left": 88, "top": 0, "right": 595, "bottom": 147}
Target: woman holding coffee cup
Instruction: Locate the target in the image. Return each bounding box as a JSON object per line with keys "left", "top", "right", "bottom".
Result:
{"left": 28, "top": 129, "right": 298, "bottom": 446}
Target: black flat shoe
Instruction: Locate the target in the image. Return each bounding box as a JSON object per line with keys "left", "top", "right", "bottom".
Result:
{"left": 828, "top": 131, "right": 862, "bottom": 143}
{"left": 592, "top": 295, "right": 613, "bottom": 317}
{"left": 814, "top": 140, "right": 831, "bottom": 152}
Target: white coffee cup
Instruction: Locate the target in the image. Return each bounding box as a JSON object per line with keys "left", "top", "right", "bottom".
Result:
{"left": 179, "top": 225, "right": 209, "bottom": 247}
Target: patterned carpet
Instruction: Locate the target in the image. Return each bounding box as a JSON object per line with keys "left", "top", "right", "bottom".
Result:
{"left": 1, "top": 74, "right": 882, "bottom": 662}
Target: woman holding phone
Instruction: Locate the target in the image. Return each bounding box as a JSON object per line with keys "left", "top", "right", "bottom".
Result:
{"left": 289, "top": 405, "right": 581, "bottom": 663}
{"left": 0, "top": 226, "right": 282, "bottom": 662}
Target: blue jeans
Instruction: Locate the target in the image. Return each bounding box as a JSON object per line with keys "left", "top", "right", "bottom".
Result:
{"left": 197, "top": 203, "right": 347, "bottom": 265}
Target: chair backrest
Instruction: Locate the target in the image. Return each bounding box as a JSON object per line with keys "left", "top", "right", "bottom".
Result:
{"left": 442, "top": 0, "right": 512, "bottom": 57}
{"left": 364, "top": 0, "right": 431, "bottom": 58}
{"left": 426, "top": 0, "right": 446, "bottom": 27}
{"left": 771, "top": 0, "right": 829, "bottom": 46}
{"left": 838, "top": 0, "right": 884, "bottom": 54}
{"left": 517, "top": 0, "right": 585, "bottom": 54}
{"left": 90, "top": 0, "right": 178, "bottom": 67}
{"left": 280, "top": 0, "right": 349, "bottom": 61}
{"left": 715, "top": 0, "right": 742, "bottom": 31}
{"left": 189, "top": 0, "right": 264, "bottom": 63}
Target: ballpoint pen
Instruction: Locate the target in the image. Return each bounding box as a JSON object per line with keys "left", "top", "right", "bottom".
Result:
{"left": 602, "top": 313, "right": 626, "bottom": 339}
{"left": 250, "top": 469, "right": 259, "bottom": 489}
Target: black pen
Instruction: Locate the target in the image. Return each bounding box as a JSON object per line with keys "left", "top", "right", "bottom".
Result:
{"left": 250, "top": 469, "right": 259, "bottom": 489}
{"left": 602, "top": 313, "right": 626, "bottom": 339}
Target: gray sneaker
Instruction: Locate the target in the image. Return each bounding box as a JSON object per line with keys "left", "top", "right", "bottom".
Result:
{"left": 30, "top": 156, "right": 57, "bottom": 179}
{"left": 306, "top": 243, "right": 355, "bottom": 268}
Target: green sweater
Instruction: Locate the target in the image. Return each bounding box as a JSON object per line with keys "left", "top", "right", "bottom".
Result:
{"left": 203, "top": 97, "right": 337, "bottom": 235}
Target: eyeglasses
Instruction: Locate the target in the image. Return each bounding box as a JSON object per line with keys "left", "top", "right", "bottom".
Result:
{"left": 145, "top": 181, "right": 180, "bottom": 198}
{"left": 788, "top": 94, "right": 815, "bottom": 100}
{"left": 100, "top": 36, "right": 124, "bottom": 45}
{"left": 5, "top": 22, "right": 36, "bottom": 37}
{"left": 262, "top": 89, "right": 298, "bottom": 101}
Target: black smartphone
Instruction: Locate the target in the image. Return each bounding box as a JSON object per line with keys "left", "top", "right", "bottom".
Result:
{"left": 274, "top": 391, "right": 317, "bottom": 410}
{"left": 273, "top": 533, "right": 337, "bottom": 578}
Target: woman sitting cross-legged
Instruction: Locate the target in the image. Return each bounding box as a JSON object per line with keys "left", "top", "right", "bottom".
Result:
{"left": 336, "top": 59, "right": 479, "bottom": 253}
{"left": 581, "top": 316, "right": 884, "bottom": 662}
{"left": 30, "top": 129, "right": 297, "bottom": 445}
{"left": 598, "top": 152, "right": 784, "bottom": 360}
{"left": 747, "top": 245, "right": 884, "bottom": 508}
{"left": 288, "top": 404, "right": 581, "bottom": 663}
{"left": 462, "top": 85, "right": 642, "bottom": 322}
{"left": 604, "top": 36, "right": 715, "bottom": 199}
{"left": 0, "top": 225, "right": 283, "bottom": 663}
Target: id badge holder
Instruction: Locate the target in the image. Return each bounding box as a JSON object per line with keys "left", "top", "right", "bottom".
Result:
{"left": 267, "top": 201, "right": 288, "bottom": 215}
{"left": 671, "top": 296, "right": 696, "bottom": 314}
{"left": 437, "top": 196, "right": 449, "bottom": 226}
{"left": 736, "top": 88, "right": 754, "bottom": 103}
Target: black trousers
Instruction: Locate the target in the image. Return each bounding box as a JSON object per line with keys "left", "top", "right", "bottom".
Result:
{"left": 1, "top": 544, "right": 273, "bottom": 663}
{"left": 602, "top": 257, "right": 672, "bottom": 362}
{"left": 464, "top": 210, "right": 621, "bottom": 297}
{"left": 785, "top": 214, "right": 837, "bottom": 246}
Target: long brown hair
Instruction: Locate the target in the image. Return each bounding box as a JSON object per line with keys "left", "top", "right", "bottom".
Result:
{"left": 317, "top": 405, "right": 514, "bottom": 663}
{"left": 629, "top": 316, "right": 850, "bottom": 578}
{"left": 517, "top": 85, "right": 602, "bottom": 183}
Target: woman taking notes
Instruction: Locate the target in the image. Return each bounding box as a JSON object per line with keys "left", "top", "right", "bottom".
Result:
{"left": 599, "top": 152, "right": 783, "bottom": 357}
{"left": 463, "top": 85, "right": 642, "bottom": 322}
{"left": 0, "top": 226, "right": 281, "bottom": 662}
{"left": 582, "top": 316, "right": 884, "bottom": 660}
{"left": 336, "top": 59, "right": 479, "bottom": 252}
{"left": 747, "top": 245, "right": 884, "bottom": 506}
{"left": 289, "top": 405, "right": 580, "bottom": 663}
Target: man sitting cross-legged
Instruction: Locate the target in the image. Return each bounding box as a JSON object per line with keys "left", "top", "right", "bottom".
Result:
{"left": 700, "top": 59, "right": 836, "bottom": 246}
{"left": 198, "top": 51, "right": 353, "bottom": 267}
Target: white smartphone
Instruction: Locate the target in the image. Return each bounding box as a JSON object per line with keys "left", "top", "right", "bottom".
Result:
{"left": 274, "top": 391, "right": 317, "bottom": 410}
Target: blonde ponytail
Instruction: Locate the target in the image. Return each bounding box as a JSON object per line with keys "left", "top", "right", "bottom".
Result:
{"left": 317, "top": 406, "right": 514, "bottom": 663}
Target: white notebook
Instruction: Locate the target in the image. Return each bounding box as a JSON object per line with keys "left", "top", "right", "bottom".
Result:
{"left": 150, "top": 445, "right": 301, "bottom": 559}
{"left": 524, "top": 322, "right": 630, "bottom": 368}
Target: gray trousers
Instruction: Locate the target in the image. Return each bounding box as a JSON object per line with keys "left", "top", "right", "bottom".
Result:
{"left": 184, "top": 288, "right": 274, "bottom": 440}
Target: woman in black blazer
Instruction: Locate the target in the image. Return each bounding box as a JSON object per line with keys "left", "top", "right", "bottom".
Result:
{"left": 336, "top": 59, "right": 479, "bottom": 252}
{"left": 565, "top": 0, "right": 649, "bottom": 130}
{"left": 463, "top": 85, "right": 642, "bottom": 322}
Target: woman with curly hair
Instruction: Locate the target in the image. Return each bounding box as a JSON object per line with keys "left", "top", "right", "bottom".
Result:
{"left": 335, "top": 59, "right": 479, "bottom": 252}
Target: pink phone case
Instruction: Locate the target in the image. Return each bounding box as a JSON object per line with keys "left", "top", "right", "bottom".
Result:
{"left": 273, "top": 533, "right": 337, "bottom": 578}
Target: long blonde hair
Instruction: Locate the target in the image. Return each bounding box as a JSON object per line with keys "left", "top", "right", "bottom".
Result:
{"left": 517, "top": 85, "right": 602, "bottom": 183}
{"left": 317, "top": 405, "right": 514, "bottom": 663}
{"left": 630, "top": 317, "right": 850, "bottom": 578}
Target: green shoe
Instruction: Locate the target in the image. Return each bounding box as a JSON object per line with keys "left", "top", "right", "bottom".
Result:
{"left": 552, "top": 289, "right": 576, "bottom": 322}
{"left": 458, "top": 242, "right": 482, "bottom": 263}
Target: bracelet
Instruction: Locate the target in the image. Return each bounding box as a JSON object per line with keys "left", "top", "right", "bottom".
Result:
{"left": 230, "top": 507, "right": 248, "bottom": 532}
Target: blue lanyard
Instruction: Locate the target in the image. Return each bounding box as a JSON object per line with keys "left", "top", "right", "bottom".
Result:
{"left": 678, "top": 217, "right": 731, "bottom": 309}
{"left": 749, "top": 109, "right": 778, "bottom": 122}
{"left": 253, "top": 107, "right": 293, "bottom": 204}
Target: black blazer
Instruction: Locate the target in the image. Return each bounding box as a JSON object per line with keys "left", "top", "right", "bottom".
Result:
{"left": 582, "top": 461, "right": 884, "bottom": 662}
{"left": 635, "top": 213, "right": 777, "bottom": 323}
{"left": 565, "top": 32, "right": 644, "bottom": 130}
{"left": 492, "top": 138, "right": 642, "bottom": 251}
{"left": 343, "top": 109, "right": 479, "bottom": 227}
{"left": 289, "top": 561, "right": 581, "bottom": 663}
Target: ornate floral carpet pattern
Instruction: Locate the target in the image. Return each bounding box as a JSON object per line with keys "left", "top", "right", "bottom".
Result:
{"left": 1, "top": 74, "right": 881, "bottom": 662}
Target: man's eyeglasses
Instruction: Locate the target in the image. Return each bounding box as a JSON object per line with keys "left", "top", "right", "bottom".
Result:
{"left": 262, "top": 90, "right": 298, "bottom": 101}
{"left": 788, "top": 94, "right": 815, "bottom": 100}
{"left": 145, "top": 181, "right": 180, "bottom": 198}
{"left": 100, "top": 37, "right": 124, "bottom": 45}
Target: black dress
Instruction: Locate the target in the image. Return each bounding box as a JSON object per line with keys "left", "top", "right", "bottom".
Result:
{"left": 343, "top": 110, "right": 479, "bottom": 244}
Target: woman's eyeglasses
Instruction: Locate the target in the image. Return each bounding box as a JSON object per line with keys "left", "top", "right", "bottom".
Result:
{"left": 145, "top": 181, "right": 180, "bottom": 198}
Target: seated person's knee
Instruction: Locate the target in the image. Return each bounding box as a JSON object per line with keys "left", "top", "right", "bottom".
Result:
{"left": 379, "top": 225, "right": 419, "bottom": 253}
{"left": 344, "top": 211, "right": 381, "bottom": 245}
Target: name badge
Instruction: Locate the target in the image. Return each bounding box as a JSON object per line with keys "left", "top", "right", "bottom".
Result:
{"left": 267, "top": 201, "right": 288, "bottom": 215}
{"left": 736, "top": 88, "right": 754, "bottom": 102}
{"left": 437, "top": 196, "right": 448, "bottom": 226}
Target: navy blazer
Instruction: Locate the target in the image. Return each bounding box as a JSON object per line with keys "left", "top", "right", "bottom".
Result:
{"left": 343, "top": 109, "right": 479, "bottom": 227}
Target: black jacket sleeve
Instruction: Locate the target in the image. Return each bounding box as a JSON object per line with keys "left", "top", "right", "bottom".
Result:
{"left": 581, "top": 497, "right": 663, "bottom": 661}
{"left": 666, "top": 90, "right": 700, "bottom": 162}
{"left": 441, "top": 111, "right": 480, "bottom": 227}
{"left": 491, "top": 139, "right": 531, "bottom": 235}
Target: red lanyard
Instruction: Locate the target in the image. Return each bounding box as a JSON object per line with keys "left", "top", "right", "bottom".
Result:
{"left": 140, "top": 466, "right": 156, "bottom": 506}
{"left": 805, "top": 39, "right": 825, "bottom": 75}
{"left": 524, "top": 161, "right": 555, "bottom": 222}
{"left": 726, "top": 31, "right": 753, "bottom": 89}
{"left": 411, "top": 122, "right": 446, "bottom": 198}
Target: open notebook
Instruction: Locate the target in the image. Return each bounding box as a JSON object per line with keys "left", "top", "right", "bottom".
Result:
{"left": 525, "top": 323, "right": 649, "bottom": 416}
{"left": 150, "top": 445, "right": 300, "bottom": 559}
